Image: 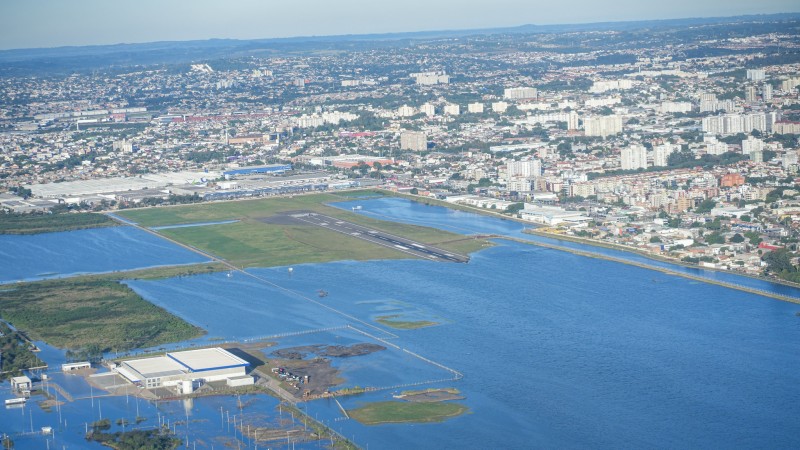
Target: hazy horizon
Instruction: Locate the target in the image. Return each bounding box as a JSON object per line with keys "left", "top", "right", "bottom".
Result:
{"left": 1, "top": 0, "right": 798, "bottom": 51}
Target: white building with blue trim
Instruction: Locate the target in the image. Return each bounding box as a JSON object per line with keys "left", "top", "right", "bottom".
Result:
{"left": 116, "top": 347, "right": 250, "bottom": 389}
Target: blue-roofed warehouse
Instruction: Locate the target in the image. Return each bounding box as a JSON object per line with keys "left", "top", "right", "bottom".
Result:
{"left": 223, "top": 164, "right": 292, "bottom": 178}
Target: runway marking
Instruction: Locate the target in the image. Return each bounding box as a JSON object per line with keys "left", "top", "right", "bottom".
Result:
{"left": 290, "top": 212, "right": 469, "bottom": 263}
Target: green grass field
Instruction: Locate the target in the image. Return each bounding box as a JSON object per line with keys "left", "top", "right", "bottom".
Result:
{"left": 0, "top": 212, "right": 117, "bottom": 234}
{"left": 117, "top": 194, "right": 343, "bottom": 227}
{"left": 158, "top": 221, "right": 406, "bottom": 267}
{"left": 118, "top": 193, "right": 490, "bottom": 267}
{"left": 0, "top": 279, "right": 204, "bottom": 352}
{"left": 375, "top": 315, "right": 438, "bottom": 330}
{"left": 348, "top": 401, "right": 468, "bottom": 425}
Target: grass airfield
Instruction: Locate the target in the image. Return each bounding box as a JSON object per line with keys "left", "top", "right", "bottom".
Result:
{"left": 118, "top": 192, "right": 489, "bottom": 268}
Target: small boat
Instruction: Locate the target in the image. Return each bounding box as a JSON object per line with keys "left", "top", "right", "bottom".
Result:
{"left": 318, "top": 290, "right": 328, "bottom": 298}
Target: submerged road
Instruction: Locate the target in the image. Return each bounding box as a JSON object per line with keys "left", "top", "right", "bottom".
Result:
{"left": 288, "top": 211, "right": 469, "bottom": 263}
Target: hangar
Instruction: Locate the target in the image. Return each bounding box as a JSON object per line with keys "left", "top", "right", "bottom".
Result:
{"left": 115, "top": 347, "right": 251, "bottom": 389}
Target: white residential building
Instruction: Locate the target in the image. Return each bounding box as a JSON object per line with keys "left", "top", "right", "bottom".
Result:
{"left": 504, "top": 87, "right": 538, "bottom": 100}
{"left": 492, "top": 102, "right": 509, "bottom": 113}
{"left": 745, "top": 86, "right": 757, "bottom": 102}
{"left": 659, "top": 102, "right": 692, "bottom": 114}
{"left": 762, "top": 83, "right": 773, "bottom": 101}
{"left": 742, "top": 136, "right": 765, "bottom": 156}
{"left": 702, "top": 113, "right": 773, "bottom": 135}
{"left": 585, "top": 97, "right": 621, "bottom": 108}
{"left": 467, "top": 102, "right": 484, "bottom": 114}
{"left": 583, "top": 115, "right": 623, "bottom": 137}
{"left": 653, "top": 143, "right": 679, "bottom": 166}
{"left": 620, "top": 145, "right": 648, "bottom": 170}
{"left": 397, "top": 105, "right": 416, "bottom": 117}
{"left": 704, "top": 137, "right": 730, "bottom": 156}
{"left": 746, "top": 69, "right": 766, "bottom": 81}
{"left": 400, "top": 131, "right": 427, "bottom": 152}
{"left": 443, "top": 104, "right": 461, "bottom": 116}
{"left": 589, "top": 79, "right": 633, "bottom": 93}
{"left": 781, "top": 77, "right": 800, "bottom": 92}
{"left": 567, "top": 111, "right": 579, "bottom": 131}
{"left": 507, "top": 159, "right": 542, "bottom": 179}
{"left": 411, "top": 71, "right": 449, "bottom": 85}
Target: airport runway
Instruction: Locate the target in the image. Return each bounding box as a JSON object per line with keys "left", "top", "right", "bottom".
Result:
{"left": 288, "top": 211, "right": 469, "bottom": 263}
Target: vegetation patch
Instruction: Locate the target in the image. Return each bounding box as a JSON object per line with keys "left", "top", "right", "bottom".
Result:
{"left": 375, "top": 315, "right": 438, "bottom": 330}
{"left": 159, "top": 221, "right": 407, "bottom": 268}
{"left": 348, "top": 401, "right": 468, "bottom": 425}
{"left": 0, "top": 279, "right": 204, "bottom": 353}
{"left": 0, "top": 321, "right": 46, "bottom": 380}
{"left": 108, "top": 263, "right": 228, "bottom": 280}
{"left": 332, "top": 190, "right": 385, "bottom": 199}
{"left": 398, "top": 388, "right": 464, "bottom": 402}
{"left": 118, "top": 194, "right": 487, "bottom": 267}
{"left": 0, "top": 212, "right": 116, "bottom": 234}
{"left": 86, "top": 426, "right": 181, "bottom": 450}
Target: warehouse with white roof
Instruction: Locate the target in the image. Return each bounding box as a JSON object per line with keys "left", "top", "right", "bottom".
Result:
{"left": 115, "top": 347, "right": 251, "bottom": 389}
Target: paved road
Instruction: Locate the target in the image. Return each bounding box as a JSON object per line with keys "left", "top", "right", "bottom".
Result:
{"left": 289, "top": 212, "right": 469, "bottom": 263}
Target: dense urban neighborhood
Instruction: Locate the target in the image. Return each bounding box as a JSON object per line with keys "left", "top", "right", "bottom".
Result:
{"left": 2, "top": 15, "right": 800, "bottom": 283}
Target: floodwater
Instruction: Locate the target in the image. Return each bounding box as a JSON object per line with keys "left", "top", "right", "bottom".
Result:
{"left": 332, "top": 197, "right": 800, "bottom": 299}
{"left": 0, "top": 226, "right": 210, "bottom": 284}
{"left": 2, "top": 197, "right": 800, "bottom": 449}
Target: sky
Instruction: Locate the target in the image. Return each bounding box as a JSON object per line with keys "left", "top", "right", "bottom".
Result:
{"left": 0, "top": 0, "right": 798, "bottom": 50}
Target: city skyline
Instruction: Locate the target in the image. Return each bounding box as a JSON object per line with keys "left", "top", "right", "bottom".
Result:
{"left": 1, "top": 0, "right": 799, "bottom": 50}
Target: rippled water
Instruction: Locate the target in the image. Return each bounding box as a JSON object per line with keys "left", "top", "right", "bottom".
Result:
{"left": 3, "top": 198, "right": 800, "bottom": 449}
{"left": 332, "top": 197, "right": 800, "bottom": 298}
{"left": 0, "top": 226, "right": 210, "bottom": 284}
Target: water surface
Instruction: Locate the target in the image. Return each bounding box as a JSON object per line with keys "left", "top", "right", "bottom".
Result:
{"left": 3, "top": 197, "right": 800, "bottom": 449}
{"left": 0, "top": 226, "right": 210, "bottom": 284}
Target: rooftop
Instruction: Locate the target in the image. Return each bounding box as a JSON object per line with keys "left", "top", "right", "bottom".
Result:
{"left": 123, "top": 356, "right": 185, "bottom": 379}
{"left": 167, "top": 347, "right": 249, "bottom": 372}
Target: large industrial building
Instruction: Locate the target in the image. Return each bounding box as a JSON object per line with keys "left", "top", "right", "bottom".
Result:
{"left": 222, "top": 164, "right": 292, "bottom": 178}
{"left": 115, "top": 348, "right": 252, "bottom": 390}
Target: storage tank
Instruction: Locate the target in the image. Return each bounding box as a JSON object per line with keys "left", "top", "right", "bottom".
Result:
{"left": 182, "top": 380, "right": 194, "bottom": 394}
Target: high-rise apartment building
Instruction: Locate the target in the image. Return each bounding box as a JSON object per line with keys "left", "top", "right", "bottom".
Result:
{"left": 782, "top": 77, "right": 800, "bottom": 92}
{"left": 506, "top": 159, "right": 542, "bottom": 180}
{"left": 443, "top": 104, "right": 460, "bottom": 116}
{"left": 746, "top": 69, "right": 766, "bottom": 81}
{"left": 492, "top": 102, "right": 509, "bottom": 113}
{"left": 703, "top": 137, "right": 729, "bottom": 156}
{"left": 504, "top": 87, "right": 537, "bottom": 100}
{"left": 745, "top": 86, "right": 757, "bottom": 102}
{"left": 659, "top": 102, "right": 692, "bottom": 113}
{"left": 397, "top": 105, "right": 416, "bottom": 117}
{"left": 762, "top": 83, "right": 773, "bottom": 101}
{"left": 420, "top": 103, "right": 436, "bottom": 117}
{"left": 589, "top": 79, "right": 633, "bottom": 93}
{"left": 410, "top": 71, "right": 449, "bottom": 85}
{"left": 620, "top": 145, "right": 648, "bottom": 170}
{"left": 653, "top": 143, "right": 679, "bottom": 167}
{"left": 702, "top": 113, "right": 773, "bottom": 135}
{"left": 742, "top": 136, "right": 765, "bottom": 156}
{"left": 467, "top": 103, "right": 484, "bottom": 114}
{"left": 567, "top": 111, "right": 579, "bottom": 131}
{"left": 583, "top": 115, "right": 623, "bottom": 137}
{"left": 400, "top": 131, "right": 427, "bottom": 152}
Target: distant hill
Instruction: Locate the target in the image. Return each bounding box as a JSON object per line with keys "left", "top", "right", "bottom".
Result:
{"left": 1, "top": 13, "right": 798, "bottom": 76}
